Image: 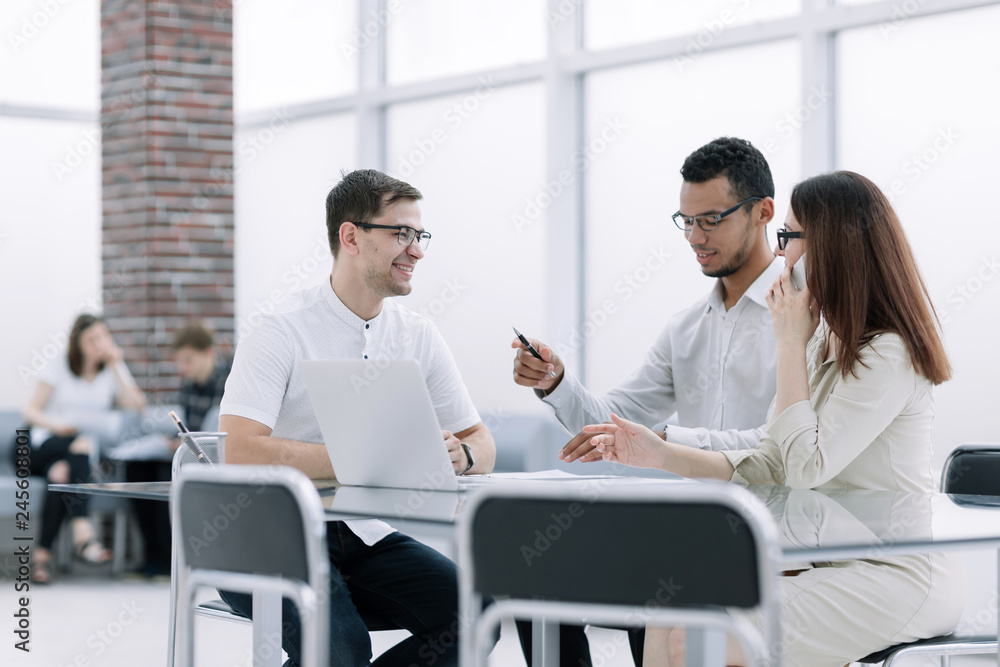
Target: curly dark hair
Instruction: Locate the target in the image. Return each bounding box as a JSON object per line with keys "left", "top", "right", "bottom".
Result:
{"left": 680, "top": 137, "right": 774, "bottom": 208}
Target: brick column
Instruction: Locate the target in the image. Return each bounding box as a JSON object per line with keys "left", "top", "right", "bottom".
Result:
{"left": 101, "top": 0, "right": 234, "bottom": 399}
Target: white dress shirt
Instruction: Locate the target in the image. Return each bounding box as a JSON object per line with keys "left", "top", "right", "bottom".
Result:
{"left": 542, "top": 256, "right": 783, "bottom": 451}
{"left": 221, "top": 282, "right": 481, "bottom": 545}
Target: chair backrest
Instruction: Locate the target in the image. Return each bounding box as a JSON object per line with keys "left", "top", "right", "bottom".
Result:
{"left": 941, "top": 444, "right": 1000, "bottom": 495}
{"left": 173, "top": 464, "right": 327, "bottom": 583}
{"left": 458, "top": 481, "right": 781, "bottom": 665}
{"left": 171, "top": 465, "right": 329, "bottom": 667}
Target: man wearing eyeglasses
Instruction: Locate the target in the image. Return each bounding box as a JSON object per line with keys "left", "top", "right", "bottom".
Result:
{"left": 219, "top": 169, "right": 495, "bottom": 667}
{"left": 511, "top": 137, "right": 783, "bottom": 666}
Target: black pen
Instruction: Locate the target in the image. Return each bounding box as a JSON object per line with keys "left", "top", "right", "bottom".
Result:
{"left": 169, "top": 410, "right": 215, "bottom": 466}
{"left": 513, "top": 327, "right": 557, "bottom": 378}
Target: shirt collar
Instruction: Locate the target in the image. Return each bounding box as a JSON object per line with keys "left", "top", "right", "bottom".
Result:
{"left": 325, "top": 283, "right": 385, "bottom": 330}
{"left": 744, "top": 255, "right": 786, "bottom": 308}
{"left": 706, "top": 255, "right": 785, "bottom": 313}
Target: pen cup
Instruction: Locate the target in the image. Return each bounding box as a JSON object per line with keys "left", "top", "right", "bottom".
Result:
{"left": 176, "top": 431, "right": 227, "bottom": 467}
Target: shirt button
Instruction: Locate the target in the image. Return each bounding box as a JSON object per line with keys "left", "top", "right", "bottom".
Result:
{"left": 364, "top": 355, "right": 368, "bottom": 359}
{"left": 365, "top": 324, "right": 369, "bottom": 329}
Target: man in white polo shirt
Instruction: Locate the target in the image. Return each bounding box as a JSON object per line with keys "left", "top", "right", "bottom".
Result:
{"left": 511, "top": 137, "right": 783, "bottom": 666}
{"left": 218, "top": 169, "right": 495, "bottom": 667}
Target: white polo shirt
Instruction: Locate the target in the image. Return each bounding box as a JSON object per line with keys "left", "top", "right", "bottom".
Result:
{"left": 542, "top": 256, "right": 783, "bottom": 451}
{"left": 221, "top": 281, "right": 480, "bottom": 545}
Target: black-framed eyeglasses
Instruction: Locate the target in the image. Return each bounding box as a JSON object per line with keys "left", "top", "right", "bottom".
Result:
{"left": 354, "top": 223, "right": 432, "bottom": 250}
{"left": 672, "top": 196, "right": 764, "bottom": 232}
{"left": 776, "top": 228, "right": 804, "bottom": 251}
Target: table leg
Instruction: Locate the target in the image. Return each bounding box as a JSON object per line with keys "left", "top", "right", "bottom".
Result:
{"left": 253, "top": 590, "right": 283, "bottom": 667}
{"left": 532, "top": 617, "right": 559, "bottom": 666}
{"left": 686, "top": 627, "right": 726, "bottom": 667}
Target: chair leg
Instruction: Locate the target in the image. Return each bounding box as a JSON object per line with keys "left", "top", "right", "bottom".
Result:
{"left": 112, "top": 508, "right": 128, "bottom": 575}
{"left": 940, "top": 656, "right": 950, "bottom": 667}
{"left": 57, "top": 521, "right": 72, "bottom": 572}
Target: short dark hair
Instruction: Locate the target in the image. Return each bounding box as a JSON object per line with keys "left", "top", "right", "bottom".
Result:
{"left": 325, "top": 169, "right": 423, "bottom": 257}
{"left": 173, "top": 321, "right": 214, "bottom": 352}
{"left": 67, "top": 314, "right": 104, "bottom": 377}
{"left": 680, "top": 137, "right": 775, "bottom": 208}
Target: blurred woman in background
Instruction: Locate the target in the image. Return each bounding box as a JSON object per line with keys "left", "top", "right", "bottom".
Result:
{"left": 21, "top": 314, "right": 146, "bottom": 583}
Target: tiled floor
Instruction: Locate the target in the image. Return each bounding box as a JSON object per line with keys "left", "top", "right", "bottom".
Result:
{"left": 1, "top": 569, "right": 995, "bottom": 666}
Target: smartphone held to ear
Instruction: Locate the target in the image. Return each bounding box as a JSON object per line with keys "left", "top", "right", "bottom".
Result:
{"left": 791, "top": 254, "right": 807, "bottom": 291}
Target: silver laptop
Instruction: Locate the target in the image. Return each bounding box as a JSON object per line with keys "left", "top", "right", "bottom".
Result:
{"left": 301, "top": 359, "right": 470, "bottom": 491}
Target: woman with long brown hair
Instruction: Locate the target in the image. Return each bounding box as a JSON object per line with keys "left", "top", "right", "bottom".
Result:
{"left": 584, "top": 171, "right": 963, "bottom": 666}
{"left": 21, "top": 314, "right": 146, "bottom": 583}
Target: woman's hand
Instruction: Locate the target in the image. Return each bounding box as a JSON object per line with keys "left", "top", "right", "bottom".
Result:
{"left": 51, "top": 422, "right": 79, "bottom": 437}
{"left": 766, "top": 266, "right": 820, "bottom": 349}
{"left": 582, "top": 413, "right": 669, "bottom": 469}
{"left": 101, "top": 341, "right": 124, "bottom": 365}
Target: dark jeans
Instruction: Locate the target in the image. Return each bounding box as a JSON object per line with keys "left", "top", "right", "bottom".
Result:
{"left": 220, "top": 523, "right": 461, "bottom": 667}
{"left": 23, "top": 435, "right": 93, "bottom": 549}
{"left": 515, "top": 621, "right": 645, "bottom": 667}
{"left": 124, "top": 459, "right": 173, "bottom": 574}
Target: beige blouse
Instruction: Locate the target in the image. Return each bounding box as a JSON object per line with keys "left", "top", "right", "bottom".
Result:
{"left": 723, "top": 323, "right": 937, "bottom": 492}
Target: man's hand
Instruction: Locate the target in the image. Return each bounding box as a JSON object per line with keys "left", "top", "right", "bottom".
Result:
{"left": 443, "top": 430, "right": 467, "bottom": 475}
{"left": 559, "top": 427, "right": 604, "bottom": 463}
{"left": 511, "top": 337, "right": 564, "bottom": 394}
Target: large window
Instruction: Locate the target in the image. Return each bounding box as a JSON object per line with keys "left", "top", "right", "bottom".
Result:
{"left": 233, "top": 0, "right": 357, "bottom": 112}
{"left": 386, "top": 0, "right": 545, "bottom": 85}
{"left": 5, "top": 0, "right": 1000, "bottom": 432}
{"left": 386, "top": 83, "right": 546, "bottom": 411}
{"left": 583, "top": 40, "right": 802, "bottom": 391}
{"left": 838, "top": 3, "right": 1000, "bottom": 456}
{"left": 233, "top": 113, "right": 358, "bottom": 337}
{"left": 586, "top": 0, "right": 800, "bottom": 51}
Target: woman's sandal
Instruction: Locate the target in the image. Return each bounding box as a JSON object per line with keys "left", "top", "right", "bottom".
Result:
{"left": 30, "top": 560, "right": 53, "bottom": 584}
{"left": 73, "top": 539, "right": 112, "bottom": 565}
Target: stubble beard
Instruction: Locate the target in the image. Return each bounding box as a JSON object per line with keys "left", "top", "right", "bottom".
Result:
{"left": 702, "top": 225, "right": 755, "bottom": 279}
{"left": 363, "top": 259, "right": 412, "bottom": 298}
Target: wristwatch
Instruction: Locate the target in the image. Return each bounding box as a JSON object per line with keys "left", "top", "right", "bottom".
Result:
{"left": 460, "top": 442, "right": 475, "bottom": 474}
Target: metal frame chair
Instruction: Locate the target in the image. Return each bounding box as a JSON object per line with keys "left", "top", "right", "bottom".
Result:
{"left": 459, "top": 481, "right": 782, "bottom": 666}
{"left": 858, "top": 443, "right": 1000, "bottom": 666}
{"left": 171, "top": 464, "right": 330, "bottom": 667}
